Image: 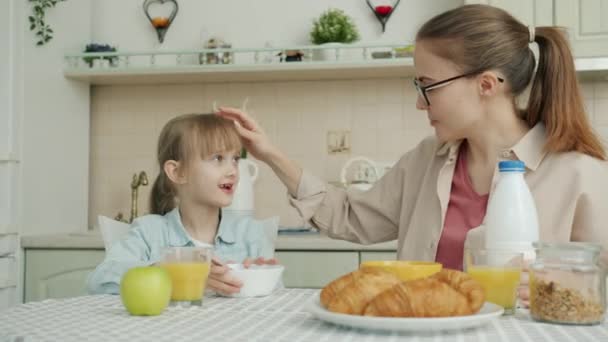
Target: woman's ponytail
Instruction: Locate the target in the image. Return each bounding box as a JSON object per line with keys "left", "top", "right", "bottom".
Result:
{"left": 527, "top": 27, "right": 606, "bottom": 160}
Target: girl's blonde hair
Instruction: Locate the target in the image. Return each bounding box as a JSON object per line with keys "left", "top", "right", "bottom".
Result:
{"left": 416, "top": 4, "right": 606, "bottom": 160}
{"left": 150, "top": 113, "right": 242, "bottom": 215}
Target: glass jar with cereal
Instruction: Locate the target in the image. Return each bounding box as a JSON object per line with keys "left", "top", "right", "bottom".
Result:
{"left": 529, "top": 242, "right": 605, "bottom": 325}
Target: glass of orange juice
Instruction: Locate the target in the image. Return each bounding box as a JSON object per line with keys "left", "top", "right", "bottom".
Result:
{"left": 160, "top": 246, "right": 212, "bottom": 307}
{"left": 464, "top": 248, "right": 523, "bottom": 315}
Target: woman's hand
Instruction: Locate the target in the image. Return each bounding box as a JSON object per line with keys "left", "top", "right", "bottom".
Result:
{"left": 207, "top": 258, "right": 242, "bottom": 295}
{"left": 216, "top": 107, "right": 303, "bottom": 196}
{"left": 215, "top": 107, "right": 278, "bottom": 163}
{"left": 518, "top": 264, "right": 530, "bottom": 308}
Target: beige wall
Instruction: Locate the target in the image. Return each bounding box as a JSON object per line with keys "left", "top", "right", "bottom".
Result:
{"left": 89, "top": 79, "right": 608, "bottom": 229}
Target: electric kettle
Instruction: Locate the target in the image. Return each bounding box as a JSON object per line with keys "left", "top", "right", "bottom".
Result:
{"left": 225, "top": 159, "right": 259, "bottom": 216}
{"left": 340, "top": 156, "right": 392, "bottom": 191}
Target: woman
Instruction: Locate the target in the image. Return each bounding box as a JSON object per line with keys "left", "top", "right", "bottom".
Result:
{"left": 216, "top": 4, "right": 608, "bottom": 298}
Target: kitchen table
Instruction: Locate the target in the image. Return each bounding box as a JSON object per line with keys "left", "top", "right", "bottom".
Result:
{"left": 1, "top": 288, "right": 606, "bottom": 341}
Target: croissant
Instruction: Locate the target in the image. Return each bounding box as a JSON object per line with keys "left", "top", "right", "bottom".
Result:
{"left": 364, "top": 269, "right": 485, "bottom": 317}
{"left": 321, "top": 268, "right": 401, "bottom": 315}
{"left": 320, "top": 268, "right": 366, "bottom": 308}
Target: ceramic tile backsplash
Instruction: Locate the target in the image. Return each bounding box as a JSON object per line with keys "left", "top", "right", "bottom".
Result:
{"left": 89, "top": 79, "right": 608, "bottom": 228}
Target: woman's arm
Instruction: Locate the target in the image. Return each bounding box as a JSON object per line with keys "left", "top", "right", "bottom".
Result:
{"left": 571, "top": 190, "right": 608, "bottom": 269}
{"left": 217, "top": 107, "right": 406, "bottom": 245}
{"left": 300, "top": 159, "right": 406, "bottom": 244}
{"left": 216, "top": 107, "right": 302, "bottom": 196}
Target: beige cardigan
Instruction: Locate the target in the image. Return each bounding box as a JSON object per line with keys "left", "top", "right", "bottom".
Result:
{"left": 289, "top": 124, "right": 608, "bottom": 265}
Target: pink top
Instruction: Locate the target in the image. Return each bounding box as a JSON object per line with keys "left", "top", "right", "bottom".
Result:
{"left": 435, "top": 142, "right": 489, "bottom": 270}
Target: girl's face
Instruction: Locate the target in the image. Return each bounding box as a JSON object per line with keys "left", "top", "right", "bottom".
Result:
{"left": 180, "top": 149, "right": 241, "bottom": 209}
{"left": 413, "top": 40, "right": 485, "bottom": 142}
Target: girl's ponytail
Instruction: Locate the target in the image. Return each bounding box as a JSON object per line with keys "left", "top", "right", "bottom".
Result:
{"left": 149, "top": 172, "right": 175, "bottom": 215}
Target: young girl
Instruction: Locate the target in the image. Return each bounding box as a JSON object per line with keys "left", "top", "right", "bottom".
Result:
{"left": 87, "top": 113, "right": 276, "bottom": 296}
{"left": 218, "top": 4, "right": 608, "bottom": 307}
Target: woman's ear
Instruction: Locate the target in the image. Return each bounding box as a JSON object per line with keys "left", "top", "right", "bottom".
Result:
{"left": 478, "top": 71, "right": 502, "bottom": 97}
{"left": 163, "top": 160, "right": 187, "bottom": 185}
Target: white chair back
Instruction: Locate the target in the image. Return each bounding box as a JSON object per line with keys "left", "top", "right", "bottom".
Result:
{"left": 97, "top": 215, "right": 130, "bottom": 250}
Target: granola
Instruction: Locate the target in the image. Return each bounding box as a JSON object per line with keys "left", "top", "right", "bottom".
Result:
{"left": 530, "top": 279, "right": 605, "bottom": 324}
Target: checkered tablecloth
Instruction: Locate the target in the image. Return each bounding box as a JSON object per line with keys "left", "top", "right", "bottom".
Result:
{"left": 1, "top": 288, "right": 607, "bottom": 342}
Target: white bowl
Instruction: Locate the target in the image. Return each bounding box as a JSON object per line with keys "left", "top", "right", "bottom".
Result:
{"left": 227, "top": 264, "right": 284, "bottom": 297}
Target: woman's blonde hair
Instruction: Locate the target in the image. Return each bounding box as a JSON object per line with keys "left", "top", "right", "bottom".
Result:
{"left": 416, "top": 4, "right": 606, "bottom": 160}
{"left": 150, "top": 113, "right": 242, "bottom": 215}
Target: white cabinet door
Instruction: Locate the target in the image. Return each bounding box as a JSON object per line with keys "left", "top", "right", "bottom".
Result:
{"left": 274, "top": 251, "right": 359, "bottom": 288}
{"left": 464, "top": 0, "right": 553, "bottom": 26}
{"left": 0, "top": 286, "right": 17, "bottom": 310}
{"left": 24, "top": 249, "right": 105, "bottom": 302}
{"left": 555, "top": 0, "right": 608, "bottom": 57}
{"left": 0, "top": 234, "right": 18, "bottom": 256}
{"left": 0, "top": 0, "right": 11, "bottom": 158}
{"left": 0, "top": 256, "right": 17, "bottom": 287}
{"left": 0, "top": 164, "right": 18, "bottom": 234}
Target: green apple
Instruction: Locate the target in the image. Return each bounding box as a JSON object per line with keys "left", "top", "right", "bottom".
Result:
{"left": 120, "top": 266, "right": 172, "bottom": 316}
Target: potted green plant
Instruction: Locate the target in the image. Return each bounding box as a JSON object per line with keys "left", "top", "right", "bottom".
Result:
{"left": 83, "top": 43, "right": 118, "bottom": 68}
{"left": 310, "top": 8, "right": 360, "bottom": 61}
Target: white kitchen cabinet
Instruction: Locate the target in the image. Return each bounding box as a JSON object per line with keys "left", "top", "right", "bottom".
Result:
{"left": 0, "top": 234, "right": 18, "bottom": 256}
{"left": 0, "top": 234, "right": 19, "bottom": 310}
{"left": 24, "top": 249, "right": 105, "bottom": 302}
{"left": 464, "top": 0, "right": 554, "bottom": 26}
{"left": 360, "top": 251, "right": 397, "bottom": 263}
{"left": 274, "top": 251, "right": 360, "bottom": 288}
{"left": 555, "top": 0, "right": 608, "bottom": 57}
{"left": 0, "top": 256, "right": 17, "bottom": 288}
{"left": 468, "top": 0, "right": 608, "bottom": 57}
{"left": 0, "top": 0, "right": 13, "bottom": 159}
{"left": 0, "top": 164, "right": 18, "bottom": 234}
{"left": 23, "top": 249, "right": 362, "bottom": 301}
{"left": 0, "top": 286, "right": 17, "bottom": 309}
{"left": 21, "top": 236, "right": 398, "bottom": 301}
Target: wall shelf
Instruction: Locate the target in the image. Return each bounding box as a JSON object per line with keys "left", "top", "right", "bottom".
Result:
{"left": 62, "top": 45, "right": 608, "bottom": 85}
{"left": 63, "top": 43, "right": 416, "bottom": 85}
{"left": 64, "top": 59, "right": 415, "bottom": 85}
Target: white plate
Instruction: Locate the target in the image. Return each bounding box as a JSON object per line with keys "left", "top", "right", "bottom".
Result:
{"left": 306, "top": 294, "right": 503, "bottom": 332}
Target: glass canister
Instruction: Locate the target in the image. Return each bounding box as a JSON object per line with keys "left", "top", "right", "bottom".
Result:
{"left": 529, "top": 242, "right": 606, "bottom": 325}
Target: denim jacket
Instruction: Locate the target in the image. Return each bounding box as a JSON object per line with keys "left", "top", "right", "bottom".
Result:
{"left": 87, "top": 208, "right": 274, "bottom": 295}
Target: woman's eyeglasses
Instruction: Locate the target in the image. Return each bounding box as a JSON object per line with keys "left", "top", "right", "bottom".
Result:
{"left": 413, "top": 71, "right": 504, "bottom": 106}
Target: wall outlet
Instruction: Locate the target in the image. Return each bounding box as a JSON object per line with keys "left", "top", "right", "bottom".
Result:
{"left": 327, "top": 130, "right": 351, "bottom": 154}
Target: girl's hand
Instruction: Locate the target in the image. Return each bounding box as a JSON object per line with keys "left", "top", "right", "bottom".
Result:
{"left": 215, "top": 107, "right": 278, "bottom": 163}
{"left": 242, "top": 257, "right": 279, "bottom": 268}
{"left": 207, "top": 258, "right": 242, "bottom": 295}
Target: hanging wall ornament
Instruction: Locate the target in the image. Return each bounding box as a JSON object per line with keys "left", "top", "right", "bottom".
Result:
{"left": 366, "top": 0, "right": 400, "bottom": 33}
{"left": 143, "top": 0, "right": 178, "bottom": 43}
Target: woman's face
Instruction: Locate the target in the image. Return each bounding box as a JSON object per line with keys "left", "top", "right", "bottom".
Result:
{"left": 413, "top": 40, "right": 485, "bottom": 142}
